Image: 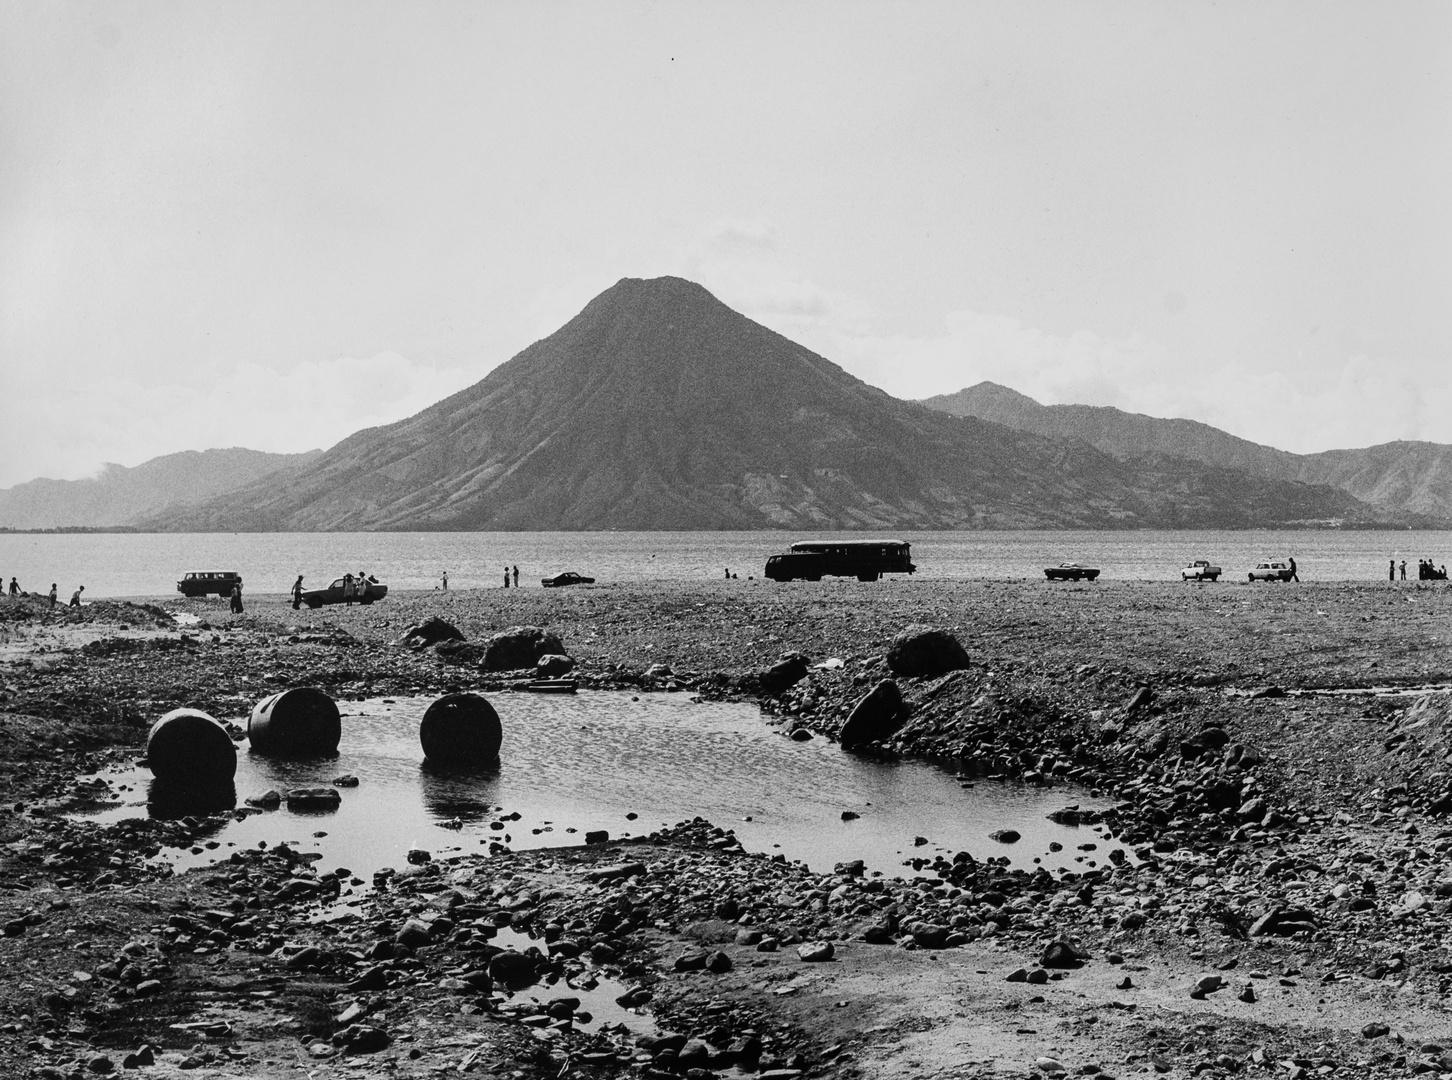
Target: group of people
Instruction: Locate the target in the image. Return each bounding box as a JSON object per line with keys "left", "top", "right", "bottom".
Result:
{"left": 5, "top": 577, "right": 84, "bottom": 607}
{"left": 1392, "top": 558, "right": 1448, "bottom": 581}
{"left": 437, "top": 567, "right": 521, "bottom": 590}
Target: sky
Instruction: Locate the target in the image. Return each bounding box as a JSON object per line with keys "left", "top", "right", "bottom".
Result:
{"left": 2, "top": 1, "right": 1449, "bottom": 488}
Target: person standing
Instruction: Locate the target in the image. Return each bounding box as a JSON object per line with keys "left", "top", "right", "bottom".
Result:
{"left": 503, "top": 566, "right": 510, "bottom": 588}
{"left": 48, "top": 583, "right": 57, "bottom": 607}
{"left": 292, "top": 575, "right": 304, "bottom": 610}
{"left": 342, "top": 572, "right": 355, "bottom": 605}
{"left": 512, "top": 565, "right": 519, "bottom": 588}
{"left": 1389, "top": 559, "right": 1396, "bottom": 582}
{"left": 69, "top": 585, "right": 84, "bottom": 607}
{"left": 7, "top": 577, "right": 17, "bottom": 599}
{"left": 441, "top": 570, "right": 448, "bottom": 591}
{"left": 230, "top": 581, "right": 244, "bottom": 614}
{"left": 1400, "top": 560, "right": 1407, "bottom": 580}
{"left": 1287, "top": 556, "right": 1299, "bottom": 582}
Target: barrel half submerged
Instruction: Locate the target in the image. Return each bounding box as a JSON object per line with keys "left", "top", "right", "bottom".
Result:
{"left": 248, "top": 687, "right": 342, "bottom": 757}
{"left": 419, "top": 693, "right": 502, "bottom": 767}
{"left": 146, "top": 708, "right": 237, "bottom": 783}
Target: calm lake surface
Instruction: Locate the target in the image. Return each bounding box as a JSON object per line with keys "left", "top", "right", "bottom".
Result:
{"left": 3, "top": 529, "right": 1450, "bottom": 598}
{"left": 79, "top": 692, "right": 1121, "bottom": 880}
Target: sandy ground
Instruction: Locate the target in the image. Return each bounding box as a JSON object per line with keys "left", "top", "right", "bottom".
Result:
{"left": 2, "top": 576, "right": 1452, "bottom": 1079}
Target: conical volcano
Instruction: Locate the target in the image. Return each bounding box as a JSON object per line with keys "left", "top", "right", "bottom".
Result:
{"left": 150, "top": 276, "right": 1388, "bottom": 530}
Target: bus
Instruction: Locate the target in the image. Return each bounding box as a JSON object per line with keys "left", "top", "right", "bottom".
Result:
{"left": 764, "top": 540, "right": 916, "bottom": 582}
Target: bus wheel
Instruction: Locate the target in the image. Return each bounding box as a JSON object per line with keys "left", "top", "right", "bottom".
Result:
{"left": 857, "top": 573, "right": 877, "bottom": 582}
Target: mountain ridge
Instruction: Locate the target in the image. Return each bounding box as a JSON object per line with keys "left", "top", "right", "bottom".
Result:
{"left": 921, "top": 382, "right": 1452, "bottom": 521}
{"left": 0, "top": 447, "right": 324, "bottom": 530}
{"left": 140, "top": 276, "right": 1409, "bottom": 531}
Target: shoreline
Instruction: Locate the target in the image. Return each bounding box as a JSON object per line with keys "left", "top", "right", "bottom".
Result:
{"left": 2, "top": 581, "right": 1452, "bottom": 1076}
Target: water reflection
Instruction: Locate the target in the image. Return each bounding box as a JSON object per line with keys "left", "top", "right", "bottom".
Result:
{"left": 146, "top": 778, "right": 236, "bottom": 820}
{"left": 419, "top": 761, "right": 500, "bottom": 824}
{"left": 77, "top": 692, "right": 1128, "bottom": 880}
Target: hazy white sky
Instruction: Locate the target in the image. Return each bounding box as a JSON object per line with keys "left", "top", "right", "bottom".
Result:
{"left": 2, "top": 1, "right": 1448, "bottom": 487}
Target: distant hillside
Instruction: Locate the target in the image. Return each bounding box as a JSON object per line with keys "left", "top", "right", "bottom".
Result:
{"left": 0, "top": 448, "right": 323, "bottom": 529}
{"left": 923, "top": 383, "right": 1452, "bottom": 523}
{"left": 145, "top": 277, "right": 1400, "bottom": 531}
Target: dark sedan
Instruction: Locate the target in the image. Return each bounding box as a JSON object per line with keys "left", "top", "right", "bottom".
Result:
{"left": 541, "top": 571, "right": 595, "bottom": 588}
{"left": 1044, "top": 563, "right": 1101, "bottom": 582}
{"left": 301, "top": 576, "right": 388, "bottom": 607}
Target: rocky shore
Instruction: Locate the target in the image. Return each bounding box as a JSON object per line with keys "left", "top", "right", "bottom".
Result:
{"left": 2, "top": 577, "right": 1452, "bottom": 1079}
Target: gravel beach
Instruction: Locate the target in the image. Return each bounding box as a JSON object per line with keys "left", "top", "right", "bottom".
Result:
{"left": 3, "top": 577, "right": 1452, "bottom": 1079}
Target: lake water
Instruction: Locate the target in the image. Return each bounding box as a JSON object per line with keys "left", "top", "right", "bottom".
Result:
{"left": 2, "top": 529, "right": 1449, "bottom": 598}
{"left": 77, "top": 691, "right": 1121, "bottom": 880}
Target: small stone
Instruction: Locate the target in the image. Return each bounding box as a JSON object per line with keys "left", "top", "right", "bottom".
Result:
{"left": 1026, "top": 968, "right": 1049, "bottom": 985}
{"left": 1005, "top": 967, "right": 1029, "bottom": 982}
{"left": 1362, "top": 1022, "right": 1390, "bottom": 1039}
{"left": 990, "top": 829, "right": 1021, "bottom": 844}
{"left": 797, "top": 941, "right": 835, "bottom": 962}
{"left": 1239, "top": 983, "right": 1257, "bottom": 1003}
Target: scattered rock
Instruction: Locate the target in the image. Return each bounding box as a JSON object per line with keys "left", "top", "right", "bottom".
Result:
{"left": 482, "top": 626, "right": 565, "bottom": 671}
{"left": 761, "top": 652, "right": 810, "bottom": 695}
{"left": 797, "top": 941, "right": 835, "bottom": 962}
{"left": 398, "top": 617, "right": 464, "bottom": 650}
{"left": 885, "top": 625, "right": 970, "bottom": 678}
{"left": 839, "top": 679, "right": 903, "bottom": 748}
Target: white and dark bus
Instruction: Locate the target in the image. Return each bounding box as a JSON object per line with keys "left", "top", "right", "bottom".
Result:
{"left": 764, "top": 540, "right": 916, "bottom": 582}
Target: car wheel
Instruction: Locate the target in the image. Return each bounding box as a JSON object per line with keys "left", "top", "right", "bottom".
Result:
{"left": 306, "top": 600, "right": 322, "bottom": 609}
{"left": 1208, "top": 574, "right": 1219, "bottom": 581}
{"left": 1248, "top": 573, "right": 1255, "bottom": 582}
{"left": 360, "top": 597, "right": 374, "bottom": 605}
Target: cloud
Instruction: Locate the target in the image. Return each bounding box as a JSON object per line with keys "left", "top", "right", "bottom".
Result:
{"left": 703, "top": 218, "right": 782, "bottom": 253}
{"left": 0, "top": 352, "right": 478, "bottom": 487}
{"left": 676, "top": 219, "right": 1452, "bottom": 455}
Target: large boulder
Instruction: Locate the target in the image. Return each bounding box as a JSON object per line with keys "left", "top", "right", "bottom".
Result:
{"left": 397, "top": 617, "right": 464, "bottom": 650}
{"left": 885, "top": 626, "right": 969, "bottom": 679}
{"left": 839, "top": 679, "right": 903, "bottom": 748}
{"left": 482, "top": 626, "right": 565, "bottom": 671}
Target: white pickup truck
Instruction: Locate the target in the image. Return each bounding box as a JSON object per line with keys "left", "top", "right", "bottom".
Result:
{"left": 1182, "top": 559, "right": 1222, "bottom": 581}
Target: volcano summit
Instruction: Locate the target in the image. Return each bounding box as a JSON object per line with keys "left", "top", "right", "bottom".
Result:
{"left": 148, "top": 277, "right": 1390, "bottom": 531}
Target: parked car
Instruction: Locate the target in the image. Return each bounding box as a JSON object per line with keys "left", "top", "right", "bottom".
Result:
{"left": 1044, "top": 563, "right": 1101, "bottom": 581}
{"left": 1248, "top": 561, "right": 1294, "bottom": 582}
{"left": 177, "top": 571, "right": 242, "bottom": 598}
{"left": 1182, "top": 560, "right": 1222, "bottom": 581}
{"left": 300, "top": 575, "right": 387, "bottom": 608}
{"left": 541, "top": 571, "right": 595, "bottom": 588}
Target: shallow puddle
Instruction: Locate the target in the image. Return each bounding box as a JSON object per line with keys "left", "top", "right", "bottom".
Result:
{"left": 77, "top": 691, "right": 1125, "bottom": 880}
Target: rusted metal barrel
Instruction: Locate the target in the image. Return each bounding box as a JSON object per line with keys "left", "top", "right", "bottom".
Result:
{"left": 248, "top": 687, "right": 342, "bottom": 757}
{"left": 419, "top": 693, "right": 502, "bottom": 766}
{"left": 146, "top": 708, "right": 237, "bottom": 783}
